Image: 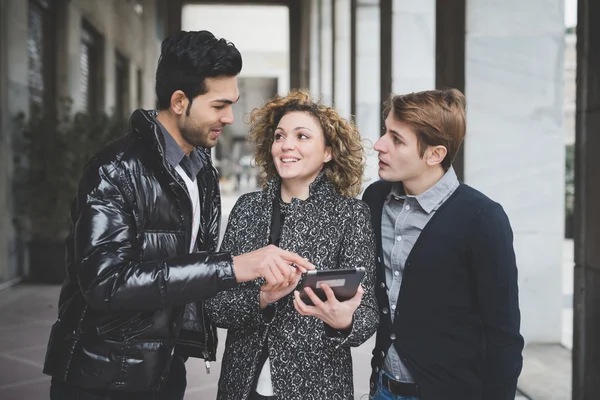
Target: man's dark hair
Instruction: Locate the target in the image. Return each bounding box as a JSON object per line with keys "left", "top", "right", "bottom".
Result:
{"left": 155, "top": 30, "right": 242, "bottom": 114}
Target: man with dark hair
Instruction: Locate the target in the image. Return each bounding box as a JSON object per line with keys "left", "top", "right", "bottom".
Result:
{"left": 364, "top": 89, "right": 524, "bottom": 400}
{"left": 43, "top": 30, "right": 313, "bottom": 400}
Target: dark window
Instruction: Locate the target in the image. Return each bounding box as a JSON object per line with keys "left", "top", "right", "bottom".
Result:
{"left": 28, "top": 0, "right": 56, "bottom": 113}
{"left": 115, "top": 52, "right": 129, "bottom": 118}
{"left": 80, "top": 21, "right": 103, "bottom": 114}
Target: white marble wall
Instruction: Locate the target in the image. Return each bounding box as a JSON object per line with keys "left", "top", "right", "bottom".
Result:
{"left": 465, "top": 0, "right": 565, "bottom": 343}
{"left": 309, "top": 0, "right": 322, "bottom": 96}
{"left": 391, "top": 0, "right": 436, "bottom": 94}
{"left": 182, "top": 5, "right": 290, "bottom": 97}
{"left": 320, "top": 0, "right": 334, "bottom": 106}
{"left": 355, "top": 0, "right": 381, "bottom": 189}
{"left": 334, "top": 0, "right": 352, "bottom": 120}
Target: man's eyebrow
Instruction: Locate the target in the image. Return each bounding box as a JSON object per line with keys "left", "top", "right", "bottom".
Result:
{"left": 389, "top": 129, "right": 403, "bottom": 138}
{"left": 211, "top": 95, "right": 240, "bottom": 104}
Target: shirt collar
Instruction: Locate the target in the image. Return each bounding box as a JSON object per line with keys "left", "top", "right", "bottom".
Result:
{"left": 153, "top": 115, "right": 204, "bottom": 180}
{"left": 386, "top": 167, "right": 459, "bottom": 214}
{"left": 415, "top": 167, "right": 458, "bottom": 213}
{"left": 154, "top": 116, "right": 186, "bottom": 168}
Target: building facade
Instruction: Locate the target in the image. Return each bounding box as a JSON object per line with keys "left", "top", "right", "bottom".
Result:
{"left": 0, "top": 0, "right": 580, "bottom": 347}
{"left": 167, "top": 0, "right": 567, "bottom": 345}
{"left": 0, "top": 0, "right": 163, "bottom": 284}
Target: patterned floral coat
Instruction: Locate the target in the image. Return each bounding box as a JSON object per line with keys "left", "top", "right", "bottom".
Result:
{"left": 205, "top": 173, "right": 379, "bottom": 400}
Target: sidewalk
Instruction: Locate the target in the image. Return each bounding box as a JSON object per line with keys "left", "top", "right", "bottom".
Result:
{"left": 0, "top": 284, "right": 376, "bottom": 399}
{"left": 0, "top": 284, "right": 531, "bottom": 400}
{"left": 0, "top": 191, "right": 558, "bottom": 399}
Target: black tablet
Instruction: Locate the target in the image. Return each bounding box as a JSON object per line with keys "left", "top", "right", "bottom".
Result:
{"left": 299, "top": 267, "right": 365, "bottom": 306}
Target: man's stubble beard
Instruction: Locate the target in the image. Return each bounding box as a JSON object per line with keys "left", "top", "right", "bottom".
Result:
{"left": 180, "top": 119, "right": 213, "bottom": 149}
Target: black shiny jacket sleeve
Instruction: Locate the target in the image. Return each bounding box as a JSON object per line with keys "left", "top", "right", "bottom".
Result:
{"left": 72, "top": 162, "right": 236, "bottom": 312}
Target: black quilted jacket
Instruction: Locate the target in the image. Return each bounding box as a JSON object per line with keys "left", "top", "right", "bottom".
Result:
{"left": 43, "top": 109, "right": 237, "bottom": 392}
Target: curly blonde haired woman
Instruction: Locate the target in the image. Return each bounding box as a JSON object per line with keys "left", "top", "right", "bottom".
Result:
{"left": 206, "top": 90, "right": 379, "bottom": 400}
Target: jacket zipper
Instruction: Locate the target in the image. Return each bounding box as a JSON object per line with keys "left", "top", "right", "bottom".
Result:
{"left": 200, "top": 160, "right": 218, "bottom": 373}
{"left": 200, "top": 301, "right": 211, "bottom": 373}
{"left": 166, "top": 161, "right": 208, "bottom": 370}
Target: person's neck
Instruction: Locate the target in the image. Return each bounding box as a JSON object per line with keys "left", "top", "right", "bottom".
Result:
{"left": 280, "top": 180, "right": 311, "bottom": 203}
{"left": 402, "top": 167, "right": 446, "bottom": 196}
{"left": 156, "top": 110, "right": 193, "bottom": 156}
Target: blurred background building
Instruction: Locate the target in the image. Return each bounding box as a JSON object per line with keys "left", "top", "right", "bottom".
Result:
{"left": 1, "top": 0, "right": 599, "bottom": 398}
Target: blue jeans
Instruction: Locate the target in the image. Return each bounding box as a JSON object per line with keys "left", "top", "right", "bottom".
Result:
{"left": 50, "top": 356, "right": 186, "bottom": 400}
{"left": 370, "top": 370, "right": 420, "bottom": 400}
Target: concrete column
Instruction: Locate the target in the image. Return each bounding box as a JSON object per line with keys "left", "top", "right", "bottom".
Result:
{"left": 309, "top": 0, "right": 321, "bottom": 96}
{"left": 391, "top": 0, "right": 435, "bottom": 93}
{"left": 0, "top": 0, "right": 8, "bottom": 284}
{"left": 103, "top": 46, "right": 116, "bottom": 116}
{"left": 573, "top": 0, "right": 600, "bottom": 397}
{"left": 333, "top": 0, "right": 352, "bottom": 120}
{"left": 62, "top": 3, "right": 84, "bottom": 113}
{"left": 320, "top": 0, "right": 334, "bottom": 106}
{"left": 465, "top": 0, "right": 565, "bottom": 343}
{"left": 435, "top": 0, "right": 466, "bottom": 180}
{"left": 166, "top": 0, "right": 183, "bottom": 37}
{"left": 0, "top": 0, "right": 29, "bottom": 282}
{"left": 142, "top": 0, "right": 161, "bottom": 109}
{"left": 355, "top": 0, "right": 380, "bottom": 188}
{"left": 289, "top": 0, "right": 310, "bottom": 91}
{"left": 128, "top": 61, "right": 137, "bottom": 114}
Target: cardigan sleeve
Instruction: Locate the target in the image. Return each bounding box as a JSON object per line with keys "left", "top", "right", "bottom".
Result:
{"left": 204, "top": 195, "right": 269, "bottom": 330}
{"left": 472, "top": 203, "right": 524, "bottom": 400}
{"left": 322, "top": 200, "right": 380, "bottom": 348}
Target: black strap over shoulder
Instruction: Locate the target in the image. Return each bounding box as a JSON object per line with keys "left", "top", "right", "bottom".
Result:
{"left": 269, "top": 197, "right": 285, "bottom": 246}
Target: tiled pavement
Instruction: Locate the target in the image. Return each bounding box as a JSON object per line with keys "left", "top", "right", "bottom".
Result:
{"left": 0, "top": 284, "right": 532, "bottom": 400}
{"left": 0, "top": 284, "right": 379, "bottom": 400}
{"left": 0, "top": 193, "right": 560, "bottom": 399}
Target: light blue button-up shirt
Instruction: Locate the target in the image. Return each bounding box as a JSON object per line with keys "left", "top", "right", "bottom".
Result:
{"left": 381, "top": 167, "right": 459, "bottom": 382}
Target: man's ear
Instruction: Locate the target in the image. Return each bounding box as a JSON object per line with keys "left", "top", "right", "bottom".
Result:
{"left": 426, "top": 145, "right": 448, "bottom": 167}
{"left": 170, "top": 90, "right": 188, "bottom": 116}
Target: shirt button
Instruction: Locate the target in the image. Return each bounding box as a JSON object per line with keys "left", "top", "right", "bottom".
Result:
{"left": 395, "top": 375, "right": 401, "bottom": 380}
{"left": 396, "top": 236, "right": 402, "bottom": 242}
{"left": 382, "top": 307, "right": 389, "bottom": 314}
{"left": 391, "top": 305, "right": 396, "bottom": 310}
{"left": 394, "top": 271, "right": 400, "bottom": 277}
{"left": 405, "top": 205, "right": 410, "bottom": 210}
{"left": 390, "top": 333, "right": 396, "bottom": 340}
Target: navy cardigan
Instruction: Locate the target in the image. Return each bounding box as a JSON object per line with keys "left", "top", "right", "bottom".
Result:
{"left": 363, "top": 180, "right": 524, "bottom": 400}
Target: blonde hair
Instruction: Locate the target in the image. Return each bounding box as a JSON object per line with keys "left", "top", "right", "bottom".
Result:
{"left": 248, "top": 90, "right": 365, "bottom": 198}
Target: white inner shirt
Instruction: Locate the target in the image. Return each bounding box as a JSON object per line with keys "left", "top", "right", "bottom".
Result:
{"left": 256, "top": 357, "right": 274, "bottom": 395}
{"left": 175, "top": 165, "right": 201, "bottom": 253}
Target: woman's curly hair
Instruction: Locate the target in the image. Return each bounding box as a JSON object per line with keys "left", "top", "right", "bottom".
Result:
{"left": 247, "top": 90, "right": 365, "bottom": 198}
